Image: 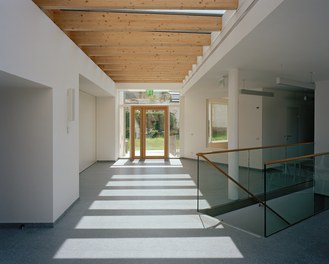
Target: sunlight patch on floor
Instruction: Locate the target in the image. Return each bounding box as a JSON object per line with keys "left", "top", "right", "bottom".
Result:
{"left": 54, "top": 237, "right": 243, "bottom": 259}
{"left": 99, "top": 188, "right": 201, "bottom": 197}
{"left": 89, "top": 199, "right": 210, "bottom": 210}
{"left": 75, "top": 215, "right": 222, "bottom": 229}
{"left": 111, "top": 174, "right": 191, "bottom": 179}
{"left": 110, "top": 159, "right": 183, "bottom": 168}
{"left": 106, "top": 180, "right": 196, "bottom": 187}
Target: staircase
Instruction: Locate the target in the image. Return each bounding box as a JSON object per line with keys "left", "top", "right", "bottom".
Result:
{"left": 196, "top": 142, "right": 329, "bottom": 237}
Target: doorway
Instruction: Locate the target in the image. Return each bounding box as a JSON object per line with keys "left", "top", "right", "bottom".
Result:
{"left": 131, "top": 105, "right": 169, "bottom": 159}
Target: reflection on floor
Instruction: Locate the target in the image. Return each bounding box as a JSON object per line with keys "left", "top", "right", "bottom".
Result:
{"left": 1, "top": 159, "right": 329, "bottom": 263}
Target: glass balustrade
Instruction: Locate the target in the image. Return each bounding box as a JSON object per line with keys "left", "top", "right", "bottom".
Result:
{"left": 197, "top": 142, "right": 329, "bottom": 237}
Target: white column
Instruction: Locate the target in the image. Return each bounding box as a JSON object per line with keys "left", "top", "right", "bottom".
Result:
{"left": 228, "top": 68, "right": 239, "bottom": 200}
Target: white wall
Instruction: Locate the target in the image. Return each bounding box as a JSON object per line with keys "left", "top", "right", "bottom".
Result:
{"left": 182, "top": 84, "right": 262, "bottom": 161}
{"left": 182, "top": 84, "right": 227, "bottom": 159}
{"left": 0, "top": 83, "right": 53, "bottom": 223}
{"left": 97, "top": 96, "right": 119, "bottom": 161}
{"left": 79, "top": 91, "right": 96, "bottom": 172}
{"left": 315, "top": 81, "right": 329, "bottom": 153}
{"left": 0, "top": 0, "right": 115, "bottom": 222}
{"left": 262, "top": 89, "right": 314, "bottom": 146}
{"left": 238, "top": 94, "right": 263, "bottom": 148}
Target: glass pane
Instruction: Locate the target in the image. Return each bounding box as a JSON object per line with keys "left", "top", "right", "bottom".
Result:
{"left": 265, "top": 157, "right": 316, "bottom": 236}
{"left": 169, "top": 106, "right": 180, "bottom": 158}
{"left": 134, "top": 109, "right": 141, "bottom": 157}
{"left": 210, "top": 103, "right": 227, "bottom": 142}
{"left": 124, "top": 90, "right": 180, "bottom": 104}
{"left": 124, "top": 107, "right": 130, "bottom": 157}
{"left": 198, "top": 153, "right": 264, "bottom": 236}
{"left": 314, "top": 155, "right": 329, "bottom": 213}
{"left": 145, "top": 109, "right": 165, "bottom": 157}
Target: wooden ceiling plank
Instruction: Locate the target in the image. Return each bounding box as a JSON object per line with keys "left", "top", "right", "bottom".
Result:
{"left": 34, "top": 0, "right": 238, "bottom": 10}
{"left": 114, "top": 80, "right": 184, "bottom": 83}
{"left": 71, "top": 31, "right": 211, "bottom": 46}
{"left": 83, "top": 46, "right": 203, "bottom": 56}
{"left": 98, "top": 62, "right": 194, "bottom": 67}
{"left": 106, "top": 71, "right": 190, "bottom": 74}
{"left": 112, "top": 76, "right": 185, "bottom": 80}
{"left": 102, "top": 65, "right": 192, "bottom": 71}
{"left": 106, "top": 72, "right": 190, "bottom": 77}
{"left": 91, "top": 55, "right": 197, "bottom": 64}
{"left": 53, "top": 11, "right": 221, "bottom": 32}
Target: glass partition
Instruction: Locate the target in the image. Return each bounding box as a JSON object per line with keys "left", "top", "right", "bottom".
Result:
{"left": 198, "top": 151, "right": 264, "bottom": 236}
{"left": 145, "top": 109, "right": 165, "bottom": 157}
{"left": 197, "top": 142, "right": 329, "bottom": 237}
{"left": 264, "top": 152, "right": 329, "bottom": 236}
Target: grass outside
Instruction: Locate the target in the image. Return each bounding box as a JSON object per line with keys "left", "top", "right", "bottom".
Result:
{"left": 127, "top": 136, "right": 180, "bottom": 151}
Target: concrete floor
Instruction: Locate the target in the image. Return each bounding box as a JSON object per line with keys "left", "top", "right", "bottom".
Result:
{"left": 1, "top": 159, "right": 329, "bottom": 263}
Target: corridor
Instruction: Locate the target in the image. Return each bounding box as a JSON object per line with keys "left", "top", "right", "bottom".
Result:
{"left": 0, "top": 159, "right": 328, "bottom": 263}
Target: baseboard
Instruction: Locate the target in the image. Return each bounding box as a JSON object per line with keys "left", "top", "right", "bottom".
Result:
{"left": 54, "top": 197, "right": 80, "bottom": 225}
{"left": 0, "top": 197, "right": 80, "bottom": 229}
{"left": 0, "top": 223, "right": 54, "bottom": 229}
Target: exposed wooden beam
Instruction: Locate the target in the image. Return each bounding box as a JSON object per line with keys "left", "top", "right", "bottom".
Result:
{"left": 114, "top": 80, "right": 184, "bottom": 83}
{"left": 34, "top": 0, "right": 238, "bottom": 10}
{"left": 98, "top": 61, "right": 194, "bottom": 67}
{"left": 53, "top": 11, "right": 221, "bottom": 32}
{"left": 102, "top": 64, "right": 191, "bottom": 72}
{"left": 83, "top": 46, "right": 203, "bottom": 56}
{"left": 105, "top": 72, "right": 190, "bottom": 77}
{"left": 110, "top": 76, "right": 185, "bottom": 83}
{"left": 108, "top": 71, "right": 187, "bottom": 76}
{"left": 71, "top": 32, "right": 211, "bottom": 46}
{"left": 91, "top": 55, "right": 197, "bottom": 65}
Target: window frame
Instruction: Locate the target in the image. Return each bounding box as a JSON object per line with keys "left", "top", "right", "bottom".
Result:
{"left": 206, "top": 98, "right": 228, "bottom": 149}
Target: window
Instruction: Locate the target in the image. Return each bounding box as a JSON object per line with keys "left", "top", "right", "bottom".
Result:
{"left": 207, "top": 98, "right": 228, "bottom": 148}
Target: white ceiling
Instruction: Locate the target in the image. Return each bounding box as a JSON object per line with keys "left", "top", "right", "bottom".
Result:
{"left": 0, "top": 70, "right": 50, "bottom": 90}
{"left": 193, "top": 0, "right": 329, "bottom": 89}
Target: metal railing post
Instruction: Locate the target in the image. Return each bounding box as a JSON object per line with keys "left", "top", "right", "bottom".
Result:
{"left": 197, "top": 155, "right": 200, "bottom": 212}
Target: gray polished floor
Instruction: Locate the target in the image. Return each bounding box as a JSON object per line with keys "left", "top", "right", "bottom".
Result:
{"left": 0, "top": 159, "right": 329, "bottom": 263}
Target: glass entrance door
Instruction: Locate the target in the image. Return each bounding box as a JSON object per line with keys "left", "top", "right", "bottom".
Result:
{"left": 131, "top": 106, "right": 169, "bottom": 159}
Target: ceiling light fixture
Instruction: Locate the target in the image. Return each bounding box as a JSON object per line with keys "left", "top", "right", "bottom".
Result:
{"left": 240, "top": 89, "right": 274, "bottom": 97}
{"left": 276, "top": 77, "right": 315, "bottom": 90}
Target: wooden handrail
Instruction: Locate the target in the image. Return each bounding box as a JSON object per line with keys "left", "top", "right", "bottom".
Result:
{"left": 265, "top": 151, "right": 329, "bottom": 166}
{"left": 199, "top": 153, "right": 290, "bottom": 225}
{"left": 196, "top": 141, "right": 313, "bottom": 156}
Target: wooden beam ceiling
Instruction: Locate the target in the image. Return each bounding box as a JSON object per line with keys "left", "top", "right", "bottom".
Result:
{"left": 91, "top": 56, "right": 198, "bottom": 65}
{"left": 70, "top": 32, "right": 211, "bottom": 47}
{"left": 53, "top": 11, "right": 221, "bottom": 32}
{"left": 82, "top": 46, "right": 203, "bottom": 56}
{"left": 33, "top": 0, "right": 238, "bottom": 83}
{"left": 34, "top": 0, "right": 239, "bottom": 10}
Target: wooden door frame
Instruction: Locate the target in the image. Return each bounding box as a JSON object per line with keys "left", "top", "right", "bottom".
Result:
{"left": 130, "top": 105, "right": 169, "bottom": 159}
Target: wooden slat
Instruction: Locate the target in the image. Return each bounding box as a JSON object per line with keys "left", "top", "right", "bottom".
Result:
{"left": 114, "top": 80, "right": 184, "bottom": 83}
{"left": 91, "top": 55, "right": 197, "bottom": 65}
{"left": 71, "top": 32, "right": 211, "bottom": 46}
{"left": 107, "top": 72, "right": 189, "bottom": 77}
{"left": 111, "top": 77, "right": 185, "bottom": 83}
{"left": 34, "top": 0, "right": 238, "bottom": 10}
{"left": 83, "top": 46, "right": 203, "bottom": 56}
{"left": 53, "top": 11, "right": 221, "bottom": 32}
{"left": 98, "top": 62, "right": 193, "bottom": 67}
{"left": 108, "top": 72, "right": 187, "bottom": 76}
{"left": 100, "top": 64, "right": 192, "bottom": 71}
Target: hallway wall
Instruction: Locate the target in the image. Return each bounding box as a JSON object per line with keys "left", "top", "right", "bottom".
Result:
{"left": 181, "top": 83, "right": 262, "bottom": 160}
{"left": 0, "top": 83, "right": 53, "bottom": 223}
{"left": 315, "top": 81, "right": 329, "bottom": 153}
{"left": 97, "top": 96, "right": 119, "bottom": 161}
{"left": 79, "top": 91, "right": 96, "bottom": 172}
{"left": 0, "top": 0, "right": 115, "bottom": 222}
